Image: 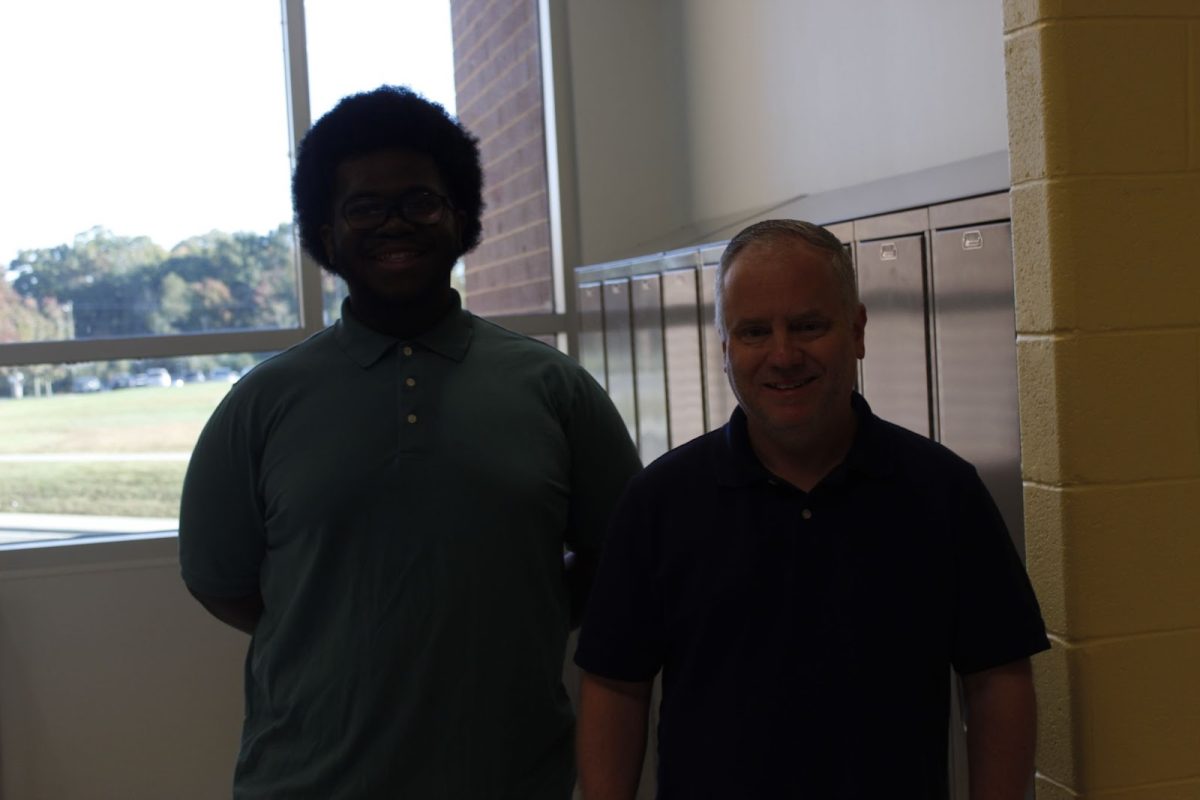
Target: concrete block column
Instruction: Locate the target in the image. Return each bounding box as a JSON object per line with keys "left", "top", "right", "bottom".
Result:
{"left": 1003, "top": 1, "right": 1200, "bottom": 796}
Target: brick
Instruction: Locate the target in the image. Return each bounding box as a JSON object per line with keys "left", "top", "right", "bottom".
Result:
{"left": 457, "top": 38, "right": 539, "bottom": 116}
{"left": 469, "top": 220, "right": 551, "bottom": 273}
{"left": 483, "top": 189, "right": 548, "bottom": 238}
{"left": 466, "top": 237, "right": 552, "bottom": 292}
{"left": 485, "top": 163, "right": 548, "bottom": 213}
{"left": 466, "top": 274, "right": 553, "bottom": 315}
{"left": 456, "top": 3, "right": 532, "bottom": 89}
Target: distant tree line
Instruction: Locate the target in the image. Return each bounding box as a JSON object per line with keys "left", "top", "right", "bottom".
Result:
{"left": 0, "top": 224, "right": 344, "bottom": 396}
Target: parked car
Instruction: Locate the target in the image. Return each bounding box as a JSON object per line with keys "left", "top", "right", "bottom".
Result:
{"left": 71, "top": 375, "right": 103, "bottom": 393}
{"left": 137, "top": 368, "right": 173, "bottom": 387}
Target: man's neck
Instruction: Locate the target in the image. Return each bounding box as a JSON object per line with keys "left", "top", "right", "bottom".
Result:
{"left": 748, "top": 409, "right": 857, "bottom": 493}
{"left": 346, "top": 285, "right": 456, "bottom": 339}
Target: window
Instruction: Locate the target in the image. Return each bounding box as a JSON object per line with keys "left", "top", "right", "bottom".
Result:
{"left": 0, "top": 0, "right": 456, "bottom": 546}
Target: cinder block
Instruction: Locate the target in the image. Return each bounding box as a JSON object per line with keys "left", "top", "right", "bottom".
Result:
{"left": 1016, "top": 337, "right": 1064, "bottom": 484}
{"left": 1033, "top": 775, "right": 1079, "bottom": 799}
{"left": 1192, "top": 23, "right": 1200, "bottom": 169}
{"left": 1005, "top": 29, "right": 1048, "bottom": 185}
{"left": 1007, "top": 0, "right": 1200, "bottom": 34}
{"left": 1035, "top": 640, "right": 1080, "bottom": 787}
{"left": 1079, "top": 632, "right": 1200, "bottom": 789}
{"left": 1088, "top": 779, "right": 1200, "bottom": 799}
{"left": 1023, "top": 483, "right": 1069, "bottom": 636}
{"left": 1025, "top": 482, "right": 1200, "bottom": 639}
{"left": 1018, "top": 331, "right": 1200, "bottom": 484}
{"left": 1035, "top": 633, "right": 1200, "bottom": 792}
{"left": 1010, "top": 182, "right": 1068, "bottom": 334}
{"left": 1039, "top": 21, "right": 1190, "bottom": 176}
{"left": 1012, "top": 175, "right": 1200, "bottom": 332}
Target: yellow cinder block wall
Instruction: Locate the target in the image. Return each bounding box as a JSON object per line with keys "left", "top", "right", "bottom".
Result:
{"left": 1003, "top": 1, "right": 1200, "bottom": 797}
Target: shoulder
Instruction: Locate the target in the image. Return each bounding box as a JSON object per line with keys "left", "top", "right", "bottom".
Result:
{"left": 468, "top": 314, "right": 607, "bottom": 398}
{"left": 201, "top": 327, "right": 341, "bottom": 431}
{"left": 864, "top": 413, "right": 979, "bottom": 485}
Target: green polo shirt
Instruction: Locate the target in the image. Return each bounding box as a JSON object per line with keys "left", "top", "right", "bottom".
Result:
{"left": 179, "top": 296, "right": 640, "bottom": 799}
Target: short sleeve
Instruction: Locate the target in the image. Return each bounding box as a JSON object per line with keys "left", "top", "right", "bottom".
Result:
{"left": 950, "top": 468, "right": 1050, "bottom": 674}
{"left": 575, "top": 475, "right": 665, "bottom": 682}
{"left": 178, "top": 390, "right": 267, "bottom": 598}
{"left": 561, "top": 368, "right": 642, "bottom": 562}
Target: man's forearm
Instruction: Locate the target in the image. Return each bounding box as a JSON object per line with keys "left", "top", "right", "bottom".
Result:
{"left": 963, "top": 659, "right": 1037, "bottom": 800}
{"left": 577, "top": 672, "right": 653, "bottom": 800}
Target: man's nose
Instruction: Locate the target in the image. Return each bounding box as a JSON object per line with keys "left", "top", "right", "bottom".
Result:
{"left": 766, "top": 331, "right": 805, "bottom": 366}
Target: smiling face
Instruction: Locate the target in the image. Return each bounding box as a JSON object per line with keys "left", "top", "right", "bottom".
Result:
{"left": 721, "top": 236, "right": 866, "bottom": 469}
{"left": 320, "top": 148, "right": 464, "bottom": 326}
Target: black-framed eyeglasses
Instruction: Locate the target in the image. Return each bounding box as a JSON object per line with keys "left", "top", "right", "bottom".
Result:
{"left": 341, "top": 190, "right": 454, "bottom": 230}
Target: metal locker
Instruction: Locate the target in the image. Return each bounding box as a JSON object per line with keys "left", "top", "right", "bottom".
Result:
{"left": 662, "top": 267, "right": 706, "bottom": 448}
{"left": 931, "top": 221, "right": 1023, "bottom": 550}
{"left": 855, "top": 234, "right": 931, "bottom": 437}
{"left": 631, "top": 273, "right": 669, "bottom": 464}
{"left": 699, "top": 256, "right": 738, "bottom": 431}
{"left": 602, "top": 278, "right": 638, "bottom": 444}
{"left": 577, "top": 283, "right": 606, "bottom": 389}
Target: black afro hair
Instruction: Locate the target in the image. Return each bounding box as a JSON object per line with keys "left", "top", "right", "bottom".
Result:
{"left": 291, "top": 85, "right": 484, "bottom": 274}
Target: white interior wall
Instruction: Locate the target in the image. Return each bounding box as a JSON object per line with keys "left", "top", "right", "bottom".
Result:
{"left": 563, "top": 0, "right": 1008, "bottom": 263}
{"left": 0, "top": 538, "right": 245, "bottom": 799}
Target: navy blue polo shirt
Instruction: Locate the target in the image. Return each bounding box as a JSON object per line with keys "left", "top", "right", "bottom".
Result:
{"left": 576, "top": 394, "right": 1049, "bottom": 799}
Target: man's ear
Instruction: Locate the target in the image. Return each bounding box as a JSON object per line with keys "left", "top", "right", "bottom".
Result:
{"left": 853, "top": 302, "right": 867, "bottom": 359}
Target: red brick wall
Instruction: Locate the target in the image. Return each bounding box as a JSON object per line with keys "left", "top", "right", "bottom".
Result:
{"left": 450, "top": 0, "right": 554, "bottom": 316}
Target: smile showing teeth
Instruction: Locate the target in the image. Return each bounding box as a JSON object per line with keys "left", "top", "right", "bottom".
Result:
{"left": 766, "top": 377, "right": 815, "bottom": 390}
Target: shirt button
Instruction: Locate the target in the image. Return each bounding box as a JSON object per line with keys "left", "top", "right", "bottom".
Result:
{"left": 407, "top": 414, "right": 417, "bottom": 424}
{"left": 405, "top": 377, "right": 416, "bottom": 387}
{"left": 402, "top": 346, "right": 413, "bottom": 356}
{"left": 801, "top": 508, "right": 812, "bottom": 520}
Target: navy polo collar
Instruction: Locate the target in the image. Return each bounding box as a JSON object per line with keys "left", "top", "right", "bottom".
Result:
{"left": 715, "top": 392, "right": 897, "bottom": 488}
{"left": 335, "top": 290, "right": 474, "bottom": 368}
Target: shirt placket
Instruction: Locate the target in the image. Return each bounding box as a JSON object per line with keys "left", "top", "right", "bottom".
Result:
{"left": 397, "top": 343, "right": 425, "bottom": 453}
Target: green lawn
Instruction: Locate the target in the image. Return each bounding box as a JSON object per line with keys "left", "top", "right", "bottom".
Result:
{"left": 0, "top": 384, "right": 231, "bottom": 517}
{"left": 0, "top": 383, "right": 230, "bottom": 454}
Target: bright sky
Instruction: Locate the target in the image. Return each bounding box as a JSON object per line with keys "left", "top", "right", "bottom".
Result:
{"left": 0, "top": 0, "right": 456, "bottom": 269}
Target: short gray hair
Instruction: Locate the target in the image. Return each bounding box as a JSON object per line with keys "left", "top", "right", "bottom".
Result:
{"left": 715, "top": 219, "right": 857, "bottom": 339}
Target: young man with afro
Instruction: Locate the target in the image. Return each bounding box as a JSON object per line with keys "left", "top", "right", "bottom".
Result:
{"left": 179, "top": 86, "right": 640, "bottom": 799}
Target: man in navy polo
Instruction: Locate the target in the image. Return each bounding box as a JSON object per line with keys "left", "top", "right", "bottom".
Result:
{"left": 574, "top": 219, "right": 1049, "bottom": 799}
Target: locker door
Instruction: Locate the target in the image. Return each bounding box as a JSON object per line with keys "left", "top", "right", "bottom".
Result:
{"left": 577, "top": 283, "right": 606, "bottom": 389}
{"left": 700, "top": 263, "right": 738, "bottom": 431}
{"left": 632, "top": 274, "right": 669, "bottom": 463}
{"left": 855, "top": 235, "right": 931, "bottom": 437}
{"left": 603, "top": 278, "right": 638, "bottom": 444}
{"left": 661, "top": 267, "right": 706, "bottom": 448}
{"left": 931, "top": 222, "right": 1023, "bottom": 550}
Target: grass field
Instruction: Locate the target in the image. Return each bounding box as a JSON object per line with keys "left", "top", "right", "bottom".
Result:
{"left": 0, "top": 383, "right": 232, "bottom": 516}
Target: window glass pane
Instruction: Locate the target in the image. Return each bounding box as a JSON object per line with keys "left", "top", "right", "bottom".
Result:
{"left": 0, "top": 355, "right": 272, "bottom": 546}
{"left": 0, "top": 2, "right": 297, "bottom": 342}
{"left": 302, "top": 0, "right": 458, "bottom": 322}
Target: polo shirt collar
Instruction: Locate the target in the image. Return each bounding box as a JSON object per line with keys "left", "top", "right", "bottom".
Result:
{"left": 715, "top": 392, "right": 896, "bottom": 488}
{"left": 334, "top": 291, "right": 474, "bottom": 368}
